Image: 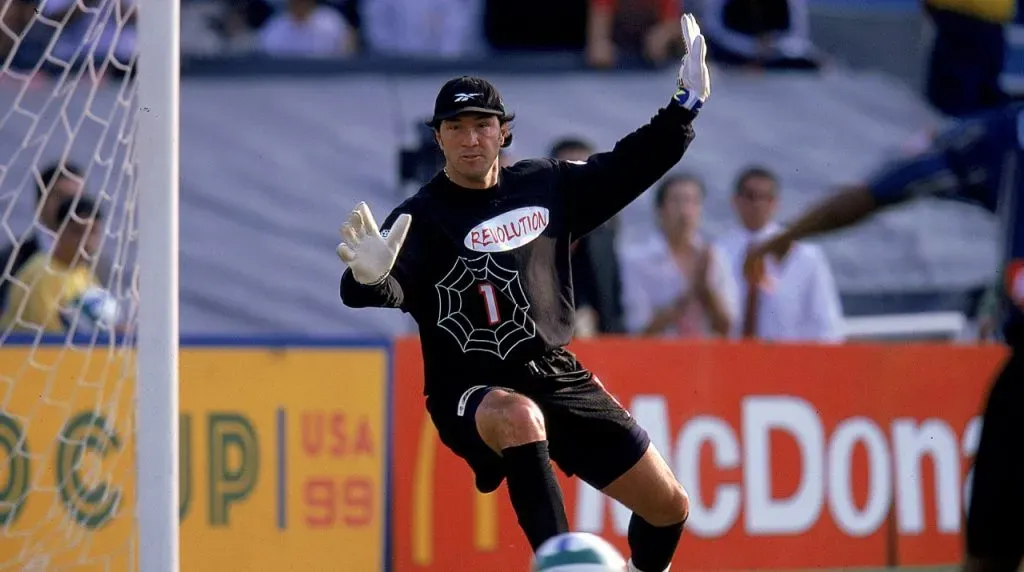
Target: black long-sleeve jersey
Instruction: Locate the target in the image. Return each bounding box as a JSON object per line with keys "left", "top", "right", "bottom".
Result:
{"left": 340, "top": 100, "right": 698, "bottom": 395}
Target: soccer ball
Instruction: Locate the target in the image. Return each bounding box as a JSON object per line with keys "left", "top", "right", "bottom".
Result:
{"left": 69, "top": 286, "right": 119, "bottom": 331}
{"left": 532, "top": 532, "right": 627, "bottom": 571}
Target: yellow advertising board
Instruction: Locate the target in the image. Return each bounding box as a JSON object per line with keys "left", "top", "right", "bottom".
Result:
{"left": 0, "top": 343, "right": 137, "bottom": 570}
{"left": 0, "top": 340, "right": 389, "bottom": 572}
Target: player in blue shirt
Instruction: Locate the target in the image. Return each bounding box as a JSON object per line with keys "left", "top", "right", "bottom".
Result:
{"left": 745, "top": 102, "right": 1023, "bottom": 572}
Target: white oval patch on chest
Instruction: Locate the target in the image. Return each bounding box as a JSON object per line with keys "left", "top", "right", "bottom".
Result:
{"left": 465, "top": 206, "right": 550, "bottom": 252}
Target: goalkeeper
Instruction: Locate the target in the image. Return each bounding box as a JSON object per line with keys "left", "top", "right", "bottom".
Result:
{"left": 336, "top": 15, "right": 710, "bottom": 572}
{"left": 745, "top": 102, "right": 1023, "bottom": 572}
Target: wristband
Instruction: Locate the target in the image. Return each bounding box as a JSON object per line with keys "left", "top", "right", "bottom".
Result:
{"left": 673, "top": 87, "right": 703, "bottom": 112}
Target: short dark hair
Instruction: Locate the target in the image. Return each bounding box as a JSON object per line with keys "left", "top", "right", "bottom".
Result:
{"left": 37, "top": 161, "right": 84, "bottom": 202}
{"left": 654, "top": 172, "right": 705, "bottom": 210}
{"left": 734, "top": 165, "right": 778, "bottom": 194}
{"left": 548, "top": 137, "right": 594, "bottom": 159}
{"left": 501, "top": 119, "right": 514, "bottom": 149}
{"left": 55, "top": 195, "right": 102, "bottom": 227}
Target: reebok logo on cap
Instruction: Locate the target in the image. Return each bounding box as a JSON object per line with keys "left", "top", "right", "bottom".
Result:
{"left": 428, "top": 76, "right": 511, "bottom": 128}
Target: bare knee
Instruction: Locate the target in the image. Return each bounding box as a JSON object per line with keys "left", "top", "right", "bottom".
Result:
{"left": 475, "top": 390, "right": 546, "bottom": 453}
{"left": 605, "top": 446, "right": 690, "bottom": 527}
{"left": 643, "top": 481, "right": 690, "bottom": 527}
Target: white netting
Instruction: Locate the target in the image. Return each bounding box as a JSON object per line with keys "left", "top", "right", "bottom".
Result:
{"left": 0, "top": 0, "right": 140, "bottom": 568}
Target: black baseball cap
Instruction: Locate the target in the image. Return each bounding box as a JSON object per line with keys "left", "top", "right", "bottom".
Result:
{"left": 427, "top": 76, "right": 512, "bottom": 128}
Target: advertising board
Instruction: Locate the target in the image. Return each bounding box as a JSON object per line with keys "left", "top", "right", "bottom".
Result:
{"left": 390, "top": 338, "right": 1008, "bottom": 571}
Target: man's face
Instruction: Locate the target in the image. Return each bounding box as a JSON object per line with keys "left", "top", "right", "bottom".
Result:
{"left": 659, "top": 180, "right": 703, "bottom": 233}
{"left": 41, "top": 176, "right": 83, "bottom": 230}
{"left": 436, "top": 113, "right": 503, "bottom": 184}
{"left": 54, "top": 216, "right": 101, "bottom": 265}
{"left": 732, "top": 174, "right": 778, "bottom": 232}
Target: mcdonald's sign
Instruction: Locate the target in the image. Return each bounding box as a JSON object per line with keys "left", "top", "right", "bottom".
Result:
{"left": 392, "top": 338, "right": 536, "bottom": 572}
{"left": 390, "top": 337, "right": 1008, "bottom": 571}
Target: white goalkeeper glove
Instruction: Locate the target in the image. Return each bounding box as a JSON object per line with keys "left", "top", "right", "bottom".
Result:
{"left": 674, "top": 13, "right": 711, "bottom": 111}
{"left": 336, "top": 202, "right": 412, "bottom": 285}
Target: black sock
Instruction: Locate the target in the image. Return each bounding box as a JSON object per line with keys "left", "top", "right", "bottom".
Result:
{"left": 628, "top": 513, "right": 684, "bottom": 572}
{"left": 501, "top": 441, "right": 569, "bottom": 550}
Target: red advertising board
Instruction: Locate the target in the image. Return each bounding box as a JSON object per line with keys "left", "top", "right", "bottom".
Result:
{"left": 391, "top": 338, "right": 1008, "bottom": 571}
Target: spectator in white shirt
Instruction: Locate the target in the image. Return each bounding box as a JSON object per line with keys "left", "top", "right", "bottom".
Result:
{"left": 258, "top": 0, "right": 356, "bottom": 57}
{"left": 700, "top": 0, "right": 820, "bottom": 70}
{"left": 620, "top": 174, "right": 738, "bottom": 338}
{"left": 716, "top": 166, "right": 844, "bottom": 342}
{"left": 362, "top": 0, "right": 483, "bottom": 58}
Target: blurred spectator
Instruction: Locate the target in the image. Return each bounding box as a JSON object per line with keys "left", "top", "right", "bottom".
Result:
{"left": 37, "top": 0, "right": 137, "bottom": 72}
{"left": 1, "top": 0, "right": 35, "bottom": 67}
{"left": 398, "top": 117, "right": 445, "bottom": 191}
{"left": 1002, "top": 11, "right": 1023, "bottom": 99}
{"left": 324, "top": 0, "right": 361, "bottom": 31}
{"left": 619, "top": 173, "right": 737, "bottom": 337}
{"left": 700, "top": 0, "right": 820, "bottom": 70}
{"left": 924, "top": 0, "right": 1011, "bottom": 117}
{"left": 586, "top": 0, "right": 682, "bottom": 68}
{"left": 977, "top": 269, "right": 1005, "bottom": 342}
{"left": 717, "top": 166, "right": 843, "bottom": 342}
{"left": 258, "top": 0, "right": 357, "bottom": 57}
{"left": 550, "top": 137, "right": 626, "bottom": 337}
{"left": 204, "top": 0, "right": 276, "bottom": 52}
{"left": 484, "top": 0, "right": 589, "bottom": 52}
{"left": 0, "top": 196, "right": 113, "bottom": 334}
{"left": 0, "top": 162, "right": 85, "bottom": 311}
{"left": 362, "top": 0, "right": 482, "bottom": 58}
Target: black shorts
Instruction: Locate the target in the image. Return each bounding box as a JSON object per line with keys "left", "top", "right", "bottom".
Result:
{"left": 966, "top": 347, "right": 1024, "bottom": 561}
{"left": 425, "top": 348, "right": 651, "bottom": 493}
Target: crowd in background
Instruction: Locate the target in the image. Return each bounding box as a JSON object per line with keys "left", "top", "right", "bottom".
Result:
{"left": 0, "top": 0, "right": 1018, "bottom": 341}
{"left": 2, "top": 0, "right": 1017, "bottom": 113}
{"left": 0, "top": 0, "right": 828, "bottom": 71}
{"left": 1, "top": 0, "right": 1016, "bottom": 110}
{"left": 185, "top": 0, "right": 825, "bottom": 69}
{"left": 541, "top": 141, "right": 847, "bottom": 344}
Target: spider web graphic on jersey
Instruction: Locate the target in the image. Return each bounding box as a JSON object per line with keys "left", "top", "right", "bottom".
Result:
{"left": 434, "top": 254, "right": 537, "bottom": 359}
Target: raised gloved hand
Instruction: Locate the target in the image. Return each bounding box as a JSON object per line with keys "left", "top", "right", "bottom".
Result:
{"left": 336, "top": 202, "right": 412, "bottom": 285}
{"left": 674, "top": 13, "right": 711, "bottom": 112}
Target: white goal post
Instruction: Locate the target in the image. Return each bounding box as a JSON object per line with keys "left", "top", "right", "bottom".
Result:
{"left": 0, "top": 0, "right": 180, "bottom": 569}
{"left": 136, "top": 0, "right": 181, "bottom": 570}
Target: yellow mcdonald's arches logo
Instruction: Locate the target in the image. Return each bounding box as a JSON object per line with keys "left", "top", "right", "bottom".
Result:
{"left": 411, "top": 414, "right": 498, "bottom": 565}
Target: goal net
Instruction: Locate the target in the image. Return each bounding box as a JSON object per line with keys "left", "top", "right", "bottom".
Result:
{"left": 0, "top": 0, "right": 143, "bottom": 568}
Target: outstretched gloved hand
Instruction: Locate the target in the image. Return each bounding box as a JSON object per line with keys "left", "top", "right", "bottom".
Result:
{"left": 336, "top": 202, "right": 411, "bottom": 285}
{"left": 674, "top": 13, "right": 711, "bottom": 112}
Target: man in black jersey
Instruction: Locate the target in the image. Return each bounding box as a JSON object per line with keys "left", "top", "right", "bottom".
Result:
{"left": 337, "top": 15, "right": 711, "bottom": 572}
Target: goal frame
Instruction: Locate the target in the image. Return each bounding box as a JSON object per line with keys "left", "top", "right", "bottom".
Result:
{"left": 135, "top": 0, "right": 181, "bottom": 570}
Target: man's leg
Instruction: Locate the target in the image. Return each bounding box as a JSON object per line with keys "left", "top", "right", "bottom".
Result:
{"left": 601, "top": 445, "right": 689, "bottom": 572}
{"left": 544, "top": 374, "right": 687, "bottom": 572}
{"left": 474, "top": 388, "right": 570, "bottom": 550}
{"left": 962, "top": 351, "right": 1024, "bottom": 572}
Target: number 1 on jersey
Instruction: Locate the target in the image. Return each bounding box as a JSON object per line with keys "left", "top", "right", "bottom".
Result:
{"left": 477, "top": 283, "right": 500, "bottom": 325}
